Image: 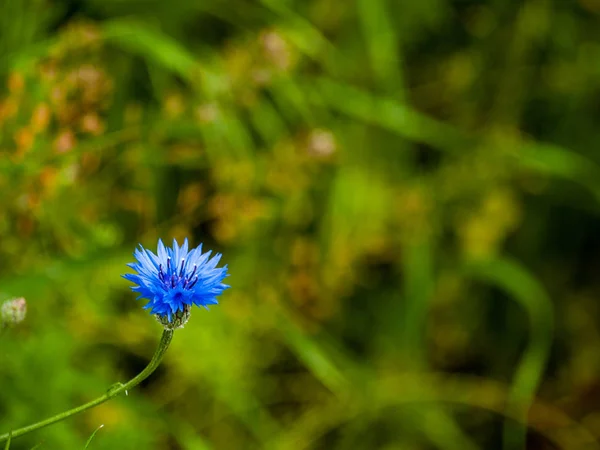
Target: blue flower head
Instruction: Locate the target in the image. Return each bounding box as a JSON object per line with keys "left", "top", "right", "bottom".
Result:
{"left": 124, "top": 239, "right": 229, "bottom": 329}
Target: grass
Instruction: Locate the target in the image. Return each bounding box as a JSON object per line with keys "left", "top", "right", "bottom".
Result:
{"left": 0, "top": 1, "right": 599, "bottom": 449}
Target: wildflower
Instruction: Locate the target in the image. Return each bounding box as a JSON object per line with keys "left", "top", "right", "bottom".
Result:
{"left": 124, "top": 239, "right": 229, "bottom": 329}
{"left": 54, "top": 129, "right": 76, "bottom": 153}
{"left": 1, "top": 297, "right": 27, "bottom": 326}
{"left": 307, "top": 129, "right": 336, "bottom": 157}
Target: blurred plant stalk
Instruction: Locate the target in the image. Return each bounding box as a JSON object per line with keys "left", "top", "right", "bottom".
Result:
{"left": 0, "top": 329, "right": 174, "bottom": 445}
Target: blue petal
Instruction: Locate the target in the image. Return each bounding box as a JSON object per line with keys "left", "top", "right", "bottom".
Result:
{"left": 123, "top": 238, "right": 230, "bottom": 321}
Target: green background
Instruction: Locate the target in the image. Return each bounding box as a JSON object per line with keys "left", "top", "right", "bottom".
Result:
{"left": 1, "top": 0, "right": 599, "bottom": 448}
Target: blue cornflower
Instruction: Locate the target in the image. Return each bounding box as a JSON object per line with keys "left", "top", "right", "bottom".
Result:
{"left": 124, "top": 238, "right": 229, "bottom": 328}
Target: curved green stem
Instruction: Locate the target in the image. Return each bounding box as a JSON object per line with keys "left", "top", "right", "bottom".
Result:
{"left": 0, "top": 328, "right": 174, "bottom": 444}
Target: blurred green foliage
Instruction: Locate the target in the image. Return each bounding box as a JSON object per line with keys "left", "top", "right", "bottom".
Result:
{"left": 1, "top": 0, "right": 600, "bottom": 449}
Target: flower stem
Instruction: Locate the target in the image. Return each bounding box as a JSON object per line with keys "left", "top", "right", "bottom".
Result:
{"left": 0, "top": 328, "right": 174, "bottom": 444}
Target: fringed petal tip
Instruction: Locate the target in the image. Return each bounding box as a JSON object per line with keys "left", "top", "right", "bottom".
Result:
{"left": 124, "top": 238, "right": 230, "bottom": 323}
